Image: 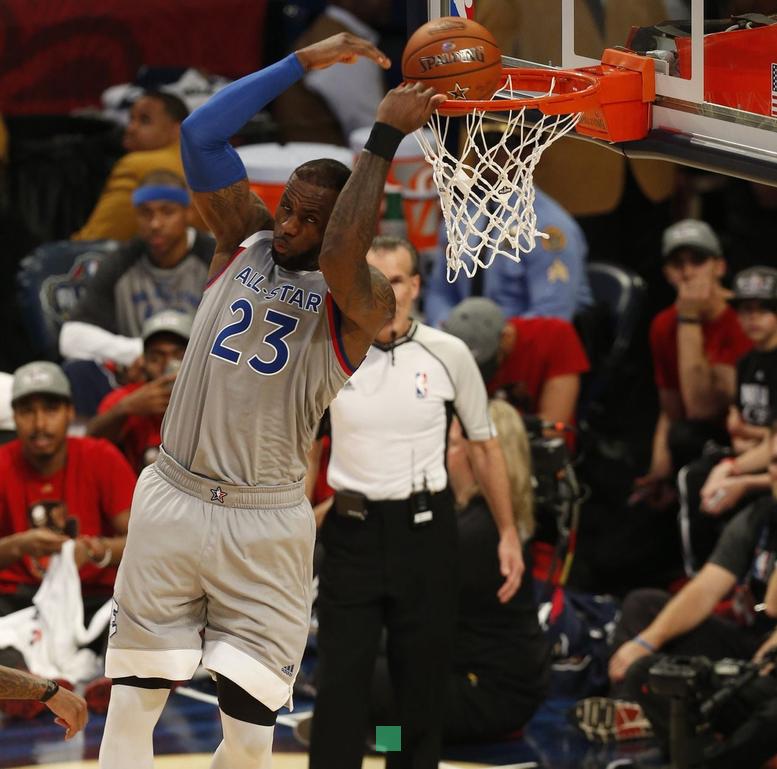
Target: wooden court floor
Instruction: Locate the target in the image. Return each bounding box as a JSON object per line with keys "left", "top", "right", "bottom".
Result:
{"left": 0, "top": 678, "right": 662, "bottom": 769}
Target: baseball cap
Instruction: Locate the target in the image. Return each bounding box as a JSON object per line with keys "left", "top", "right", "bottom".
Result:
{"left": 730, "top": 267, "right": 777, "bottom": 307}
{"left": 661, "top": 219, "right": 722, "bottom": 260}
{"left": 11, "top": 362, "right": 72, "bottom": 405}
{"left": 141, "top": 310, "right": 194, "bottom": 344}
{"left": 442, "top": 297, "right": 505, "bottom": 365}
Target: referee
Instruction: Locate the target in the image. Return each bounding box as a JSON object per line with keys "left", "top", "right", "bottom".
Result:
{"left": 308, "top": 235, "right": 524, "bottom": 769}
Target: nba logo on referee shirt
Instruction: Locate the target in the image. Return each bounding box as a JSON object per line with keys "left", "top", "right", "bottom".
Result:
{"left": 415, "top": 372, "right": 429, "bottom": 398}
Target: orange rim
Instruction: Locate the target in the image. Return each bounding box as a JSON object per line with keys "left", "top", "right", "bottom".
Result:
{"left": 436, "top": 66, "right": 601, "bottom": 116}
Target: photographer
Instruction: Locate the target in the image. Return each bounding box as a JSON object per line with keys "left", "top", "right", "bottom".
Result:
{"left": 577, "top": 425, "right": 777, "bottom": 746}
{"left": 87, "top": 310, "right": 193, "bottom": 473}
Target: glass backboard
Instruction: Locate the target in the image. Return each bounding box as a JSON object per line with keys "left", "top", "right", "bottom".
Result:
{"left": 423, "top": 0, "right": 777, "bottom": 185}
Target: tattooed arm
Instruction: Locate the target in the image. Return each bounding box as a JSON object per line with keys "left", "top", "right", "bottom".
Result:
{"left": 0, "top": 666, "right": 88, "bottom": 739}
{"left": 319, "top": 83, "right": 445, "bottom": 365}
{"left": 180, "top": 34, "right": 390, "bottom": 282}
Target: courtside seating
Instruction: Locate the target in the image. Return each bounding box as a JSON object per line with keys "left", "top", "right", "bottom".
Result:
{"left": 576, "top": 261, "right": 646, "bottom": 422}
{"left": 16, "top": 239, "right": 119, "bottom": 360}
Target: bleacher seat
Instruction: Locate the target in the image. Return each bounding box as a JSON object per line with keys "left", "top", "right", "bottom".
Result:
{"left": 576, "top": 261, "right": 647, "bottom": 422}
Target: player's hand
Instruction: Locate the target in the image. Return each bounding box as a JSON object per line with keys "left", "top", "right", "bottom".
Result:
{"left": 15, "top": 528, "right": 68, "bottom": 558}
{"left": 376, "top": 82, "right": 447, "bottom": 135}
{"left": 296, "top": 32, "right": 390, "bottom": 71}
{"left": 496, "top": 525, "right": 524, "bottom": 603}
{"left": 120, "top": 374, "right": 177, "bottom": 417}
{"left": 609, "top": 640, "right": 652, "bottom": 683}
{"left": 45, "top": 685, "right": 88, "bottom": 740}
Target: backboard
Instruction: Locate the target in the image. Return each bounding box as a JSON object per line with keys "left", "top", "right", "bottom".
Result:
{"left": 421, "top": 0, "right": 777, "bottom": 186}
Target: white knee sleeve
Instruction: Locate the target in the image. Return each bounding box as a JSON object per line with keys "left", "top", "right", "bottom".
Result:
{"left": 210, "top": 710, "right": 274, "bottom": 769}
{"left": 98, "top": 684, "right": 170, "bottom": 769}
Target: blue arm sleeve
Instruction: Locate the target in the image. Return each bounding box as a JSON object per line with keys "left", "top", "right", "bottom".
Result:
{"left": 181, "top": 53, "right": 305, "bottom": 192}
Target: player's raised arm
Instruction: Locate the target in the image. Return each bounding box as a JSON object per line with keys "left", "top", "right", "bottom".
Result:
{"left": 318, "top": 84, "right": 445, "bottom": 362}
{"left": 180, "top": 33, "right": 390, "bottom": 280}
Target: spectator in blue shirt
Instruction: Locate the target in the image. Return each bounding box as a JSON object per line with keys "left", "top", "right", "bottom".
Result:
{"left": 424, "top": 185, "right": 593, "bottom": 326}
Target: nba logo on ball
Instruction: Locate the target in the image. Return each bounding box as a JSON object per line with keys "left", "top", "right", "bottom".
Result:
{"left": 450, "top": 0, "right": 475, "bottom": 18}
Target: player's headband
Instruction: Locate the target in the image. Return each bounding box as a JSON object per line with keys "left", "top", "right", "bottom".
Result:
{"left": 132, "top": 185, "right": 190, "bottom": 207}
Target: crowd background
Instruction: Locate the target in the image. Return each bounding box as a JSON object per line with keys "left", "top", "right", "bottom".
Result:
{"left": 1, "top": 0, "right": 777, "bottom": 765}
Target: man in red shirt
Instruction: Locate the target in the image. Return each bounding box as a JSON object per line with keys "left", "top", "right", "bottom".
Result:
{"left": 633, "top": 220, "right": 752, "bottom": 505}
{"left": 0, "top": 362, "right": 135, "bottom": 619}
{"left": 443, "top": 297, "right": 590, "bottom": 429}
{"left": 87, "top": 310, "right": 193, "bottom": 473}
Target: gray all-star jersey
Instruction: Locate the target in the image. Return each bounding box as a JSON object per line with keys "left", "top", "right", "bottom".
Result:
{"left": 161, "top": 231, "right": 355, "bottom": 487}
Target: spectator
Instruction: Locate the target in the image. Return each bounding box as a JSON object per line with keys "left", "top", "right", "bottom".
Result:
{"left": 272, "top": 1, "right": 391, "bottom": 145}
{"left": 576, "top": 425, "right": 777, "bottom": 743}
{"left": 59, "top": 170, "right": 214, "bottom": 416}
{"left": 679, "top": 266, "right": 777, "bottom": 572}
{"left": 632, "top": 220, "right": 752, "bottom": 507}
{"left": 424, "top": 124, "right": 593, "bottom": 327}
{"left": 308, "top": 235, "right": 523, "bottom": 769}
{"left": 71, "top": 91, "right": 197, "bottom": 242}
{"left": 443, "top": 296, "right": 590, "bottom": 430}
{"left": 87, "top": 310, "right": 193, "bottom": 473}
{"left": 0, "top": 362, "right": 135, "bottom": 621}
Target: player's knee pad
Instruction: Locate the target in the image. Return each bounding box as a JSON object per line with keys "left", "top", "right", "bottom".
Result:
{"left": 216, "top": 674, "right": 278, "bottom": 726}
{"left": 112, "top": 676, "right": 174, "bottom": 689}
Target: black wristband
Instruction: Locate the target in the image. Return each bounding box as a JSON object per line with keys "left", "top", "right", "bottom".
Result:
{"left": 39, "top": 679, "right": 59, "bottom": 702}
{"left": 364, "top": 122, "right": 405, "bottom": 162}
{"left": 678, "top": 315, "right": 702, "bottom": 324}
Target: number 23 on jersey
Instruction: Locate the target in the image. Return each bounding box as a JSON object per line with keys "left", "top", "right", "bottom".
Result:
{"left": 210, "top": 298, "right": 299, "bottom": 376}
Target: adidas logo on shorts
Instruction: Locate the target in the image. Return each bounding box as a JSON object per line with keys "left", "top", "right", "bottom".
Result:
{"left": 281, "top": 664, "right": 295, "bottom": 677}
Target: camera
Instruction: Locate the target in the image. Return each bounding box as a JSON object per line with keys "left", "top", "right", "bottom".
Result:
{"left": 647, "top": 652, "right": 777, "bottom": 769}
{"left": 523, "top": 416, "right": 584, "bottom": 547}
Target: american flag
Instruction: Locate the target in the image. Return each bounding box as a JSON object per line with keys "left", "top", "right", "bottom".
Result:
{"left": 772, "top": 63, "right": 777, "bottom": 117}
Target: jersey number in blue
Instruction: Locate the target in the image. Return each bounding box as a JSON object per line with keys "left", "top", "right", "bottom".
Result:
{"left": 210, "top": 299, "right": 299, "bottom": 376}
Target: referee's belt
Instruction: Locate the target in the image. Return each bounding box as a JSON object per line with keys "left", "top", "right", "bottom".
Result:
{"left": 332, "top": 488, "right": 450, "bottom": 524}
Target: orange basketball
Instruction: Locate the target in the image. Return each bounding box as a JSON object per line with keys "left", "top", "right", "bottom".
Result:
{"left": 401, "top": 17, "right": 503, "bottom": 102}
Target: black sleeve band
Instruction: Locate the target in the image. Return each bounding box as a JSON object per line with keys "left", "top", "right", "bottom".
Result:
{"left": 364, "top": 122, "right": 405, "bottom": 162}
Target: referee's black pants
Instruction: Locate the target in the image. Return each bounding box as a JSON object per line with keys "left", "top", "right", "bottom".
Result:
{"left": 309, "top": 489, "right": 458, "bottom": 769}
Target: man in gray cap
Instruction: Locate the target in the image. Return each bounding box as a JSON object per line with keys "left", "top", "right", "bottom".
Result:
{"left": 0, "top": 361, "right": 135, "bottom": 620}
{"left": 633, "top": 219, "right": 752, "bottom": 508}
{"left": 443, "top": 296, "right": 589, "bottom": 431}
{"left": 87, "top": 310, "right": 194, "bottom": 472}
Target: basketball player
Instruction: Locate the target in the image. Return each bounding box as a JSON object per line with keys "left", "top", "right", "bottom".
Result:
{"left": 97, "top": 34, "right": 445, "bottom": 769}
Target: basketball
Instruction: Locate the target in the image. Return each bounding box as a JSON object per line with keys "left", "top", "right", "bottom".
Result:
{"left": 401, "top": 16, "right": 503, "bottom": 102}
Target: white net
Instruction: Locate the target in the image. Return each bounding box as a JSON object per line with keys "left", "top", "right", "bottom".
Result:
{"left": 414, "top": 81, "right": 583, "bottom": 282}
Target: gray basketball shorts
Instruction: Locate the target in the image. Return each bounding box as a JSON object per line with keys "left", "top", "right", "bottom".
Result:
{"left": 105, "top": 449, "right": 315, "bottom": 711}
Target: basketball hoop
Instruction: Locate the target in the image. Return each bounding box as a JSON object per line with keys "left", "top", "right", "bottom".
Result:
{"left": 416, "top": 50, "right": 655, "bottom": 282}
